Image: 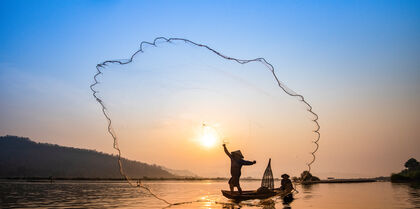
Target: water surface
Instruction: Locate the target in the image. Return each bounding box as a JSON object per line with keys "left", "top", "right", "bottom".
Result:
{"left": 1, "top": 180, "right": 419, "bottom": 208}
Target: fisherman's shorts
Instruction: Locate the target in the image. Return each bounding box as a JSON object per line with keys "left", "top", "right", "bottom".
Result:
{"left": 229, "top": 176, "right": 240, "bottom": 187}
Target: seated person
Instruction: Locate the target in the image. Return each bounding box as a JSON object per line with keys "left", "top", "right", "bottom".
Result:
{"left": 280, "top": 174, "right": 293, "bottom": 193}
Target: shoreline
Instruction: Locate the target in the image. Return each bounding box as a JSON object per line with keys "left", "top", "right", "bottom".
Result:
{"left": 0, "top": 177, "right": 257, "bottom": 181}
{"left": 301, "top": 179, "right": 378, "bottom": 185}
{"left": 1, "top": 177, "right": 388, "bottom": 183}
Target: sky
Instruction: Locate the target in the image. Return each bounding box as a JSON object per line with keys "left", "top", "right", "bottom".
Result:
{"left": 0, "top": 0, "right": 419, "bottom": 178}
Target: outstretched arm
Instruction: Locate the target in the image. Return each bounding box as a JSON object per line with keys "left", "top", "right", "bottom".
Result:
{"left": 241, "top": 159, "right": 256, "bottom": 166}
{"left": 223, "top": 144, "right": 232, "bottom": 158}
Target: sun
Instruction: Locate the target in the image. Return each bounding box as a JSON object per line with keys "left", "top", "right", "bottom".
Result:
{"left": 200, "top": 125, "right": 219, "bottom": 148}
{"left": 200, "top": 132, "right": 218, "bottom": 148}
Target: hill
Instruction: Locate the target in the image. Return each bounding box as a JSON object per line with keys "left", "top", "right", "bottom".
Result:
{"left": 0, "top": 135, "right": 177, "bottom": 179}
{"left": 161, "top": 166, "right": 198, "bottom": 177}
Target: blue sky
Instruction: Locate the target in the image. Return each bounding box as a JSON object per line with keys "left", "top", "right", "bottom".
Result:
{"left": 0, "top": 0, "right": 419, "bottom": 177}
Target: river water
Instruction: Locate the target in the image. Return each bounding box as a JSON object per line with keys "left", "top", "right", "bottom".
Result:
{"left": 1, "top": 180, "right": 419, "bottom": 208}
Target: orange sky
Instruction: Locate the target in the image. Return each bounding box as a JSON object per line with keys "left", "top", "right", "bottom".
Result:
{"left": 2, "top": 43, "right": 419, "bottom": 179}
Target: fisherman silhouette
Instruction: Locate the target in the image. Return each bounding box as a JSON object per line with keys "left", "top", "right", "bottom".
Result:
{"left": 280, "top": 174, "right": 293, "bottom": 192}
{"left": 223, "top": 143, "right": 256, "bottom": 194}
{"left": 280, "top": 174, "right": 294, "bottom": 204}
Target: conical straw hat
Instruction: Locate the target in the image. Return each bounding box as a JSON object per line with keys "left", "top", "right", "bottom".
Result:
{"left": 231, "top": 150, "right": 244, "bottom": 158}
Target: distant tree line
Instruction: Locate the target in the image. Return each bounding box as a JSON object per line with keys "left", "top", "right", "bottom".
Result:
{"left": 391, "top": 158, "right": 420, "bottom": 182}
{"left": 0, "top": 135, "right": 177, "bottom": 179}
{"left": 291, "top": 171, "right": 320, "bottom": 182}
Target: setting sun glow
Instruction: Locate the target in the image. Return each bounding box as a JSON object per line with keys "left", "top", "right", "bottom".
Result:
{"left": 200, "top": 125, "right": 219, "bottom": 148}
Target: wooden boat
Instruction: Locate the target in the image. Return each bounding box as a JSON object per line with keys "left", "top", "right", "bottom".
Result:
{"left": 221, "top": 159, "right": 292, "bottom": 201}
{"left": 221, "top": 189, "right": 283, "bottom": 201}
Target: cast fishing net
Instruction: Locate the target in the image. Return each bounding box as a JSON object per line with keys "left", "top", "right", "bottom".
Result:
{"left": 90, "top": 37, "right": 320, "bottom": 206}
